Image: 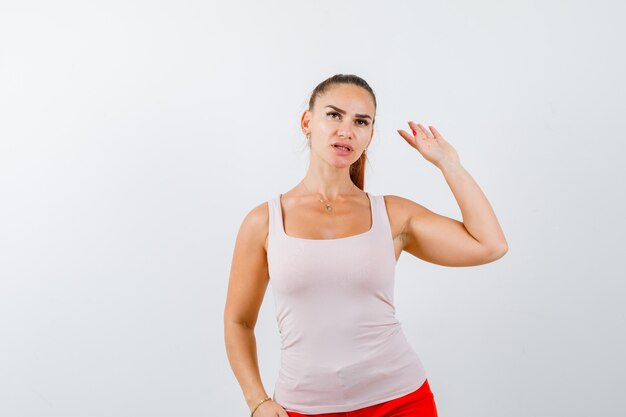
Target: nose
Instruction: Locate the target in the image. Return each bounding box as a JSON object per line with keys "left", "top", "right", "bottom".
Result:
{"left": 337, "top": 120, "right": 354, "bottom": 139}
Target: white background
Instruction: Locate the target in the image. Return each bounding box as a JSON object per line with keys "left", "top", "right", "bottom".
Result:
{"left": 1, "top": 1, "right": 624, "bottom": 416}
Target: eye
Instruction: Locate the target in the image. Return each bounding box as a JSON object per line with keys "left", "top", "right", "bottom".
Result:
{"left": 327, "top": 111, "right": 369, "bottom": 126}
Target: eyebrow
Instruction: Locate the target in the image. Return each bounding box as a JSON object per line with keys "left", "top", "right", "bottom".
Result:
{"left": 325, "top": 105, "right": 372, "bottom": 120}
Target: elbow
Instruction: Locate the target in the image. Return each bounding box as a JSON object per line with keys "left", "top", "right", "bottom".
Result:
{"left": 482, "top": 242, "right": 508, "bottom": 263}
{"left": 492, "top": 242, "right": 509, "bottom": 259}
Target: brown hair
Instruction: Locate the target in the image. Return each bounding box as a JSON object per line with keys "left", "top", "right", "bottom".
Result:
{"left": 306, "top": 74, "right": 376, "bottom": 190}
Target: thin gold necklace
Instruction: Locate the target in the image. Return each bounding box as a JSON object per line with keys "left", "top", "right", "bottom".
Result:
{"left": 301, "top": 181, "right": 334, "bottom": 212}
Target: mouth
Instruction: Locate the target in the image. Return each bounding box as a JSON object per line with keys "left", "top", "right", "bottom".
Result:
{"left": 331, "top": 143, "right": 353, "bottom": 151}
{"left": 330, "top": 144, "right": 353, "bottom": 156}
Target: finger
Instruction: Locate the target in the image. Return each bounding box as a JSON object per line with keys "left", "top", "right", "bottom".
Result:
{"left": 417, "top": 123, "right": 434, "bottom": 139}
{"left": 409, "top": 121, "right": 433, "bottom": 142}
{"left": 408, "top": 121, "right": 420, "bottom": 137}
{"left": 429, "top": 125, "right": 444, "bottom": 141}
{"left": 408, "top": 121, "right": 428, "bottom": 144}
{"left": 397, "top": 129, "right": 418, "bottom": 148}
{"left": 400, "top": 129, "right": 429, "bottom": 150}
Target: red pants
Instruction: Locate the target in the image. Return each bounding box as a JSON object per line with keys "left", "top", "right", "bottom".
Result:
{"left": 286, "top": 379, "right": 438, "bottom": 417}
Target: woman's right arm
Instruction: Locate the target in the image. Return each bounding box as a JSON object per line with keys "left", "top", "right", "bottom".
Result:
{"left": 223, "top": 202, "right": 286, "bottom": 416}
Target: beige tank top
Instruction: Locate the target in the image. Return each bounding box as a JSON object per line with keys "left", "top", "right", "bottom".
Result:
{"left": 267, "top": 192, "right": 428, "bottom": 414}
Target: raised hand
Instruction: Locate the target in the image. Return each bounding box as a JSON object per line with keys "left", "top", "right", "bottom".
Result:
{"left": 397, "top": 121, "right": 460, "bottom": 170}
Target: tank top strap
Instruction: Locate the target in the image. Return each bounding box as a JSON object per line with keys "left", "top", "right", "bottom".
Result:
{"left": 372, "top": 194, "right": 390, "bottom": 231}
{"left": 267, "top": 195, "right": 275, "bottom": 230}
{"left": 267, "top": 194, "right": 283, "bottom": 240}
{"left": 371, "top": 194, "right": 393, "bottom": 240}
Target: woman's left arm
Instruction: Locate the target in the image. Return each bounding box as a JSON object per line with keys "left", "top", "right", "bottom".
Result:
{"left": 396, "top": 121, "right": 509, "bottom": 266}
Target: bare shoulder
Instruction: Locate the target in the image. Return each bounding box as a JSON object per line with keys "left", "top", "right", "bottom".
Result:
{"left": 382, "top": 194, "right": 429, "bottom": 216}
{"left": 381, "top": 194, "right": 429, "bottom": 235}
{"left": 383, "top": 194, "right": 422, "bottom": 244}
{"left": 237, "top": 200, "right": 270, "bottom": 253}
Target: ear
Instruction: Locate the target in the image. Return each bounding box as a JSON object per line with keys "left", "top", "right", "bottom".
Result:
{"left": 300, "top": 110, "right": 311, "bottom": 134}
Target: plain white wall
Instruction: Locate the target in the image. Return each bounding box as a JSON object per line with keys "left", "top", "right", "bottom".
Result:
{"left": 1, "top": 1, "right": 624, "bottom": 416}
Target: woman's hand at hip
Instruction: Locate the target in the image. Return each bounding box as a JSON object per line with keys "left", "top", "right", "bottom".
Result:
{"left": 252, "top": 399, "right": 291, "bottom": 417}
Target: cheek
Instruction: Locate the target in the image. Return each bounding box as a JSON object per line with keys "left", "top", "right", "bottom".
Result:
{"left": 318, "top": 122, "right": 334, "bottom": 133}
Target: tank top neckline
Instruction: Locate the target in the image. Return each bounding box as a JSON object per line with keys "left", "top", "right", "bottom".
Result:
{"left": 276, "top": 192, "right": 375, "bottom": 242}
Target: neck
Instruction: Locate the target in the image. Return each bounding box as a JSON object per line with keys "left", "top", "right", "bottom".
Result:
{"left": 300, "top": 174, "right": 360, "bottom": 201}
{"left": 300, "top": 154, "right": 363, "bottom": 200}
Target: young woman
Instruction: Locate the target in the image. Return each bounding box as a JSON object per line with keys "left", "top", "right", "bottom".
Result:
{"left": 224, "top": 74, "right": 508, "bottom": 417}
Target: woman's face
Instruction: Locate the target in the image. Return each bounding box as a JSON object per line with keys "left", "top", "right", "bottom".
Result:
{"left": 302, "top": 84, "right": 375, "bottom": 169}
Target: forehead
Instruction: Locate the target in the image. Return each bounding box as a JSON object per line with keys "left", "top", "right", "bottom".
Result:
{"left": 316, "top": 84, "right": 375, "bottom": 113}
